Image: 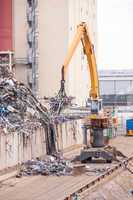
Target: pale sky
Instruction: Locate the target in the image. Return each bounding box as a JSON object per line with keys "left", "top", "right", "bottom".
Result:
{"left": 97, "top": 0, "right": 133, "bottom": 69}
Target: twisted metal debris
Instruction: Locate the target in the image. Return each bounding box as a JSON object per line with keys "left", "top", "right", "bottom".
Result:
{"left": 17, "top": 155, "right": 72, "bottom": 177}
{"left": 44, "top": 90, "right": 74, "bottom": 117}
{"left": 44, "top": 74, "right": 91, "bottom": 123}
{"left": 0, "top": 65, "right": 89, "bottom": 154}
{"left": 0, "top": 65, "right": 50, "bottom": 135}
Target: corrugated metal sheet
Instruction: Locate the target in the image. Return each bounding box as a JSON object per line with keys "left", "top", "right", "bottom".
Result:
{"left": 0, "top": 0, "right": 13, "bottom": 51}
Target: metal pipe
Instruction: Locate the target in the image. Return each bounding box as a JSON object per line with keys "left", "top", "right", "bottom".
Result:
{"left": 82, "top": 126, "right": 88, "bottom": 146}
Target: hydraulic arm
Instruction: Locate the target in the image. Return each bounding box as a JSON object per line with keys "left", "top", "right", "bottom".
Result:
{"left": 59, "top": 22, "right": 102, "bottom": 114}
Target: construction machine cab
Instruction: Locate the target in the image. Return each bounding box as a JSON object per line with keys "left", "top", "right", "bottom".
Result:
{"left": 91, "top": 99, "right": 102, "bottom": 114}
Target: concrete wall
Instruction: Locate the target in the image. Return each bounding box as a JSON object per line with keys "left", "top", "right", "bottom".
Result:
{"left": 14, "top": 64, "right": 28, "bottom": 85}
{"left": 0, "top": 121, "right": 83, "bottom": 172}
{"left": 37, "top": 0, "right": 68, "bottom": 97}
{"left": 55, "top": 120, "right": 83, "bottom": 151}
{"left": 0, "top": 128, "right": 46, "bottom": 171}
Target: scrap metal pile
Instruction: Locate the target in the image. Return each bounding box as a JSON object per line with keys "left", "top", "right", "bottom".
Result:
{"left": 44, "top": 97, "right": 91, "bottom": 124}
{"left": 17, "top": 155, "right": 72, "bottom": 177}
{"left": 0, "top": 66, "right": 50, "bottom": 135}
{"left": 44, "top": 88, "right": 91, "bottom": 124}
{"left": 44, "top": 84, "right": 74, "bottom": 116}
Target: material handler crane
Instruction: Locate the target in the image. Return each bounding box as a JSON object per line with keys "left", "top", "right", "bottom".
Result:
{"left": 56, "top": 22, "right": 123, "bottom": 162}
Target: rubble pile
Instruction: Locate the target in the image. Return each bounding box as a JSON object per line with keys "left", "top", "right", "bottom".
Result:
{"left": 18, "top": 155, "right": 72, "bottom": 176}
{"left": 0, "top": 66, "right": 50, "bottom": 135}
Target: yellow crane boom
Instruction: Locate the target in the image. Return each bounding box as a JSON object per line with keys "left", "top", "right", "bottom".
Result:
{"left": 61, "top": 22, "right": 99, "bottom": 100}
